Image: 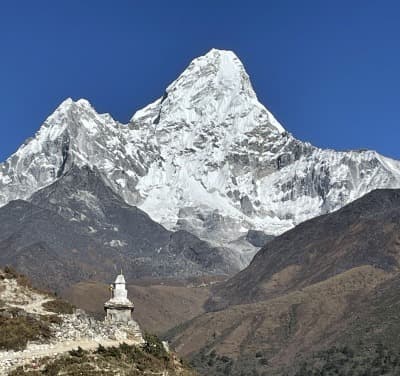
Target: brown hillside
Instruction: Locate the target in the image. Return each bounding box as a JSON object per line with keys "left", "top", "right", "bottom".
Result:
{"left": 209, "top": 189, "right": 400, "bottom": 310}
{"left": 170, "top": 266, "right": 390, "bottom": 358}
{"left": 63, "top": 278, "right": 216, "bottom": 334}
{"left": 167, "top": 189, "right": 400, "bottom": 375}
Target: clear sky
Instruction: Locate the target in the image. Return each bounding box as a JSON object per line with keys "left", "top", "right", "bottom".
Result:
{"left": 1, "top": 0, "right": 399, "bottom": 162}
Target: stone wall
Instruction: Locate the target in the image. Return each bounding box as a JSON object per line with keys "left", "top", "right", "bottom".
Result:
{"left": 105, "top": 308, "right": 133, "bottom": 324}
{"left": 0, "top": 309, "right": 143, "bottom": 374}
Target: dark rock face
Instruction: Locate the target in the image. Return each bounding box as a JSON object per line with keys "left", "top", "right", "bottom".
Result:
{"left": 208, "top": 189, "right": 400, "bottom": 309}
{"left": 0, "top": 166, "right": 236, "bottom": 291}
{"left": 245, "top": 230, "right": 274, "bottom": 248}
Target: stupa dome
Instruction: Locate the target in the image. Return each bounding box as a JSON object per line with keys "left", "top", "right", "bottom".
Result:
{"left": 115, "top": 274, "right": 126, "bottom": 284}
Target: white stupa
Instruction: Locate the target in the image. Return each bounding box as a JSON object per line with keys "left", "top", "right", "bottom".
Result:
{"left": 104, "top": 272, "right": 134, "bottom": 323}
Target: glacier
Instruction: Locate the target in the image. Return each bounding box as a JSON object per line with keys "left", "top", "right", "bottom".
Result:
{"left": 1, "top": 48, "right": 400, "bottom": 268}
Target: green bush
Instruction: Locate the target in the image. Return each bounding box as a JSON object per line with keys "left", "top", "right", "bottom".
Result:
{"left": 95, "top": 344, "right": 122, "bottom": 358}
{"left": 0, "top": 316, "right": 50, "bottom": 350}
{"left": 69, "top": 346, "right": 87, "bottom": 357}
{"left": 4, "top": 265, "right": 20, "bottom": 279}
{"left": 3, "top": 266, "right": 33, "bottom": 289}
{"left": 143, "top": 332, "right": 169, "bottom": 360}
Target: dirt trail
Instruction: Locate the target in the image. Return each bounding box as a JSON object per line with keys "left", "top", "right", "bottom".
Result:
{"left": 0, "top": 278, "right": 53, "bottom": 315}
{"left": 0, "top": 276, "right": 145, "bottom": 374}
{"left": 0, "top": 338, "right": 140, "bottom": 374}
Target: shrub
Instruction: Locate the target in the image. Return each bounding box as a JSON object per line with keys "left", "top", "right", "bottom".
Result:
{"left": 3, "top": 266, "right": 32, "bottom": 289}
{"left": 143, "top": 333, "right": 169, "bottom": 361}
{"left": 69, "top": 346, "right": 86, "bottom": 357}
{"left": 4, "top": 265, "right": 19, "bottom": 279}
{"left": 42, "top": 298, "right": 74, "bottom": 314}
{"left": 0, "top": 316, "right": 50, "bottom": 350}
{"left": 95, "top": 344, "right": 122, "bottom": 358}
{"left": 41, "top": 314, "right": 63, "bottom": 325}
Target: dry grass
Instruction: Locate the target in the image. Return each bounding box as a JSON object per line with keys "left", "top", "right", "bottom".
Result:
{"left": 42, "top": 298, "right": 74, "bottom": 314}
{"left": 261, "top": 264, "right": 302, "bottom": 294}
{"left": 63, "top": 280, "right": 211, "bottom": 333}
{"left": 170, "top": 265, "right": 391, "bottom": 366}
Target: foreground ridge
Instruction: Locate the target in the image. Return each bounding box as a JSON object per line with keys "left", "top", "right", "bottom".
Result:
{"left": 0, "top": 268, "right": 145, "bottom": 374}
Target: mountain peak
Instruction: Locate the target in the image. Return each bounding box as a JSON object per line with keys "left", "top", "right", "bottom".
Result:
{"left": 169, "top": 48, "right": 248, "bottom": 96}
{"left": 205, "top": 47, "right": 237, "bottom": 55}
{"left": 59, "top": 97, "right": 74, "bottom": 107}
{"left": 195, "top": 48, "right": 243, "bottom": 72}
{"left": 50, "top": 97, "right": 94, "bottom": 117}
{"left": 132, "top": 49, "right": 285, "bottom": 134}
{"left": 167, "top": 48, "right": 251, "bottom": 97}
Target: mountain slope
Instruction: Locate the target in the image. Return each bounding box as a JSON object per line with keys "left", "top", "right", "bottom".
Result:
{"left": 166, "top": 189, "right": 400, "bottom": 375}
{"left": 171, "top": 266, "right": 391, "bottom": 375}
{"left": 0, "top": 166, "right": 234, "bottom": 291}
{"left": 1, "top": 49, "right": 400, "bottom": 267}
{"left": 208, "top": 188, "right": 400, "bottom": 309}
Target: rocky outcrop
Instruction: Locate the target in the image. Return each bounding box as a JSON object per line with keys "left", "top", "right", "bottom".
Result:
{"left": 51, "top": 309, "right": 143, "bottom": 343}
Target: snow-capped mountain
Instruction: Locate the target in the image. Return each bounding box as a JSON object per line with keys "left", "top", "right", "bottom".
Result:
{"left": 1, "top": 48, "right": 400, "bottom": 267}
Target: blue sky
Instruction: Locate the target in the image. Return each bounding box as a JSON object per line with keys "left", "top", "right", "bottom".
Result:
{"left": 1, "top": 0, "right": 399, "bottom": 161}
